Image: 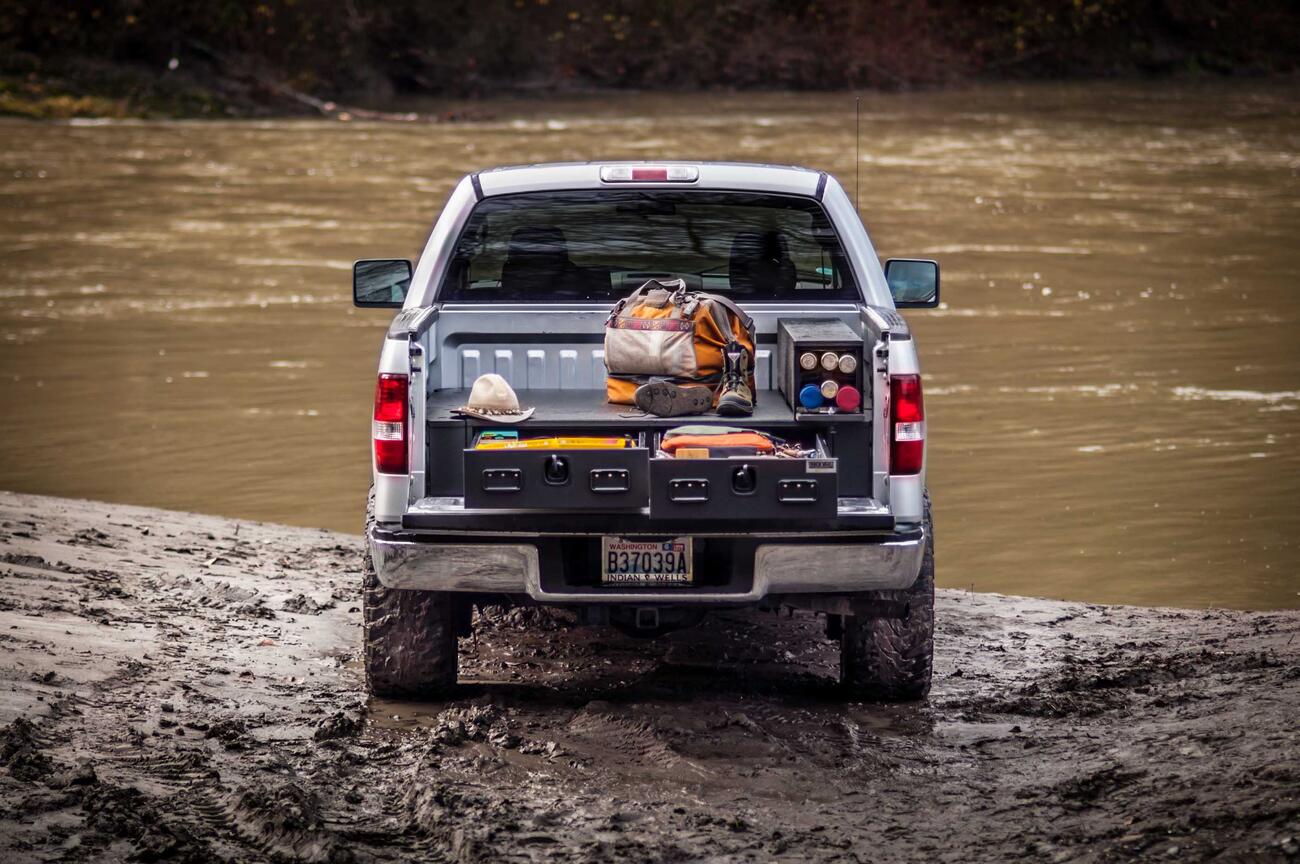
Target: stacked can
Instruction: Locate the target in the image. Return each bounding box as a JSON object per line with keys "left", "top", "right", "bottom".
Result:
{"left": 796, "top": 351, "right": 861, "bottom": 411}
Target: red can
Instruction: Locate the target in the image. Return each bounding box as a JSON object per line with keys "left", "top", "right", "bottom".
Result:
{"left": 835, "top": 385, "right": 861, "bottom": 412}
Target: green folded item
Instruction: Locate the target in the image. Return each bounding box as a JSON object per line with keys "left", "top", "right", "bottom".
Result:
{"left": 662, "top": 425, "right": 758, "bottom": 438}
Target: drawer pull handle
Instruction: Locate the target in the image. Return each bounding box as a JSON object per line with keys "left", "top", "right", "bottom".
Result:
{"left": 590, "top": 468, "right": 630, "bottom": 493}
{"left": 777, "top": 479, "right": 819, "bottom": 504}
{"left": 481, "top": 468, "right": 523, "bottom": 492}
{"left": 667, "top": 478, "right": 710, "bottom": 503}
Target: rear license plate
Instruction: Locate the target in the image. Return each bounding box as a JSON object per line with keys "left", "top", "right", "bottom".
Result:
{"left": 600, "top": 537, "right": 693, "bottom": 587}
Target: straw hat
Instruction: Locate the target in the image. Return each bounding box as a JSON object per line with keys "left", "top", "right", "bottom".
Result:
{"left": 453, "top": 373, "right": 535, "bottom": 423}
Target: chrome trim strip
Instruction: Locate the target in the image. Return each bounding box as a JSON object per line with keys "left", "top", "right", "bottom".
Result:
{"left": 756, "top": 539, "right": 923, "bottom": 594}
{"left": 371, "top": 541, "right": 539, "bottom": 591}
{"left": 369, "top": 531, "right": 925, "bottom": 602}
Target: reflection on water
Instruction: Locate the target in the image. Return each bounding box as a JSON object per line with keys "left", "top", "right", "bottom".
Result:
{"left": 1, "top": 82, "right": 1297, "bottom": 609}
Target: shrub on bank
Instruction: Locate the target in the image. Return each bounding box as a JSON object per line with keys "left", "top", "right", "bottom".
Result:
{"left": 3, "top": 0, "right": 1298, "bottom": 115}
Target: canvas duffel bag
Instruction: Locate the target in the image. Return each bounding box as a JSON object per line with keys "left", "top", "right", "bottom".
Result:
{"left": 604, "top": 279, "right": 756, "bottom": 405}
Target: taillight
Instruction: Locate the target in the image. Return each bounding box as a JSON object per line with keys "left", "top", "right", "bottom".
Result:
{"left": 890, "top": 374, "right": 925, "bottom": 475}
{"left": 373, "top": 373, "right": 408, "bottom": 475}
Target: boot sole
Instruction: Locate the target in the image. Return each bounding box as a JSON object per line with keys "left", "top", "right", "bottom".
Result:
{"left": 716, "top": 394, "right": 754, "bottom": 417}
{"left": 634, "top": 381, "right": 713, "bottom": 417}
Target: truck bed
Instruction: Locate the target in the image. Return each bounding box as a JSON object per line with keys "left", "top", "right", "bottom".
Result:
{"left": 423, "top": 388, "right": 873, "bottom": 501}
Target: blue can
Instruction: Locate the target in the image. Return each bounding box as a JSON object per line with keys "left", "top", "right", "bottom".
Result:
{"left": 798, "top": 383, "right": 824, "bottom": 409}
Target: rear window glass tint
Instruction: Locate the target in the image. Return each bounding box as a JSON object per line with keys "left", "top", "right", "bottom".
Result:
{"left": 437, "top": 190, "right": 859, "bottom": 303}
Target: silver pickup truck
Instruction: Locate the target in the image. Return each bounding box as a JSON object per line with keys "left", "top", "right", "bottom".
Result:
{"left": 353, "top": 162, "right": 940, "bottom": 701}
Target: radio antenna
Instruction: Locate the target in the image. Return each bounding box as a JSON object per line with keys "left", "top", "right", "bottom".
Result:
{"left": 854, "top": 96, "right": 861, "bottom": 212}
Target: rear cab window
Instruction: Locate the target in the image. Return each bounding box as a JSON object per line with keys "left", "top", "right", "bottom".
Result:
{"left": 437, "top": 190, "right": 860, "bottom": 303}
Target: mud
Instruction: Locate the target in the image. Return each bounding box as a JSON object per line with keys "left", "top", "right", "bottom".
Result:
{"left": 0, "top": 490, "right": 1296, "bottom": 862}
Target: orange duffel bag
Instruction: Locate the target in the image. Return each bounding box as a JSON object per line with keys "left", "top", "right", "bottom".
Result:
{"left": 604, "top": 278, "right": 756, "bottom": 405}
{"left": 660, "top": 431, "right": 775, "bottom": 455}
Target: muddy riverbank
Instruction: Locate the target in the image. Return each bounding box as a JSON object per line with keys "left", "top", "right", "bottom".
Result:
{"left": 0, "top": 490, "right": 1297, "bottom": 862}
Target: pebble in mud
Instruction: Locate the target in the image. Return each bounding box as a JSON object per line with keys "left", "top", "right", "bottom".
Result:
{"left": 314, "top": 710, "right": 363, "bottom": 742}
{"left": 429, "top": 704, "right": 502, "bottom": 745}
{"left": 282, "top": 592, "right": 336, "bottom": 615}
{"left": 205, "top": 717, "right": 250, "bottom": 749}
{"left": 45, "top": 760, "right": 97, "bottom": 789}
{"left": 0, "top": 492, "right": 1297, "bottom": 863}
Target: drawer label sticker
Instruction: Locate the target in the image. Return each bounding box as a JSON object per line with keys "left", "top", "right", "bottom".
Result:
{"left": 805, "top": 458, "right": 838, "bottom": 474}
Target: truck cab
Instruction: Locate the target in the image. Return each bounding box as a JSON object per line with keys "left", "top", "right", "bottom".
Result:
{"left": 354, "top": 162, "right": 940, "bottom": 701}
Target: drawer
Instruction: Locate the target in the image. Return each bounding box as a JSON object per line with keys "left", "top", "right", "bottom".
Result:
{"left": 649, "top": 455, "right": 838, "bottom": 520}
{"left": 464, "top": 446, "right": 649, "bottom": 510}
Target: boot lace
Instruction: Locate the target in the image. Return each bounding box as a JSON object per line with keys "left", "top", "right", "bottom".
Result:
{"left": 722, "top": 340, "right": 746, "bottom": 391}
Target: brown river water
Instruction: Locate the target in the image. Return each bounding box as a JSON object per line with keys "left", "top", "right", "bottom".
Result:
{"left": 0, "top": 81, "right": 1297, "bottom": 609}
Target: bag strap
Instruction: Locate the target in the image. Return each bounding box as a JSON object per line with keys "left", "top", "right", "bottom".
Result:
{"left": 631, "top": 279, "right": 687, "bottom": 305}
{"left": 698, "top": 291, "right": 754, "bottom": 334}
{"left": 607, "top": 278, "right": 688, "bottom": 323}
{"left": 607, "top": 280, "right": 752, "bottom": 334}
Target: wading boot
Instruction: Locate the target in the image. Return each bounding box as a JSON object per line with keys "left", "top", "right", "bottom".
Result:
{"left": 716, "top": 341, "right": 754, "bottom": 418}
{"left": 634, "top": 380, "right": 713, "bottom": 418}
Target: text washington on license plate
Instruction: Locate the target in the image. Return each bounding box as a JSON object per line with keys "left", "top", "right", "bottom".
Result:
{"left": 601, "top": 537, "right": 693, "bottom": 586}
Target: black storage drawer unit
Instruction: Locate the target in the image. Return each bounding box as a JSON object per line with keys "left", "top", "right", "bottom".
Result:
{"left": 649, "top": 455, "right": 838, "bottom": 520}
{"left": 464, "top": 445, "right": 649, "bottom": 510}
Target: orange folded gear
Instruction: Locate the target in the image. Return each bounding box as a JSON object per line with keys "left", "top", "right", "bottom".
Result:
{"left": 660, "top": 432, "right": 775, "bottom": 454}
{"left": 475, "top": 437, "right": 631, "bottom": 450}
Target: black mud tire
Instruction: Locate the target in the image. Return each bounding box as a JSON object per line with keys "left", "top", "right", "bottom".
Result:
{"left": 362, "top": 491, "right": 458, "bottom": 699}
{"left": 839, "top": 495, "right": 935, "bottom": 702}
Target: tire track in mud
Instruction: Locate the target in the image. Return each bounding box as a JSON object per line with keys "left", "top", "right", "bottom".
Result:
{"left": 565, "top": 703, "right": 702, "bottom": 775}
{"left": 0, "top": 492, "right": 1297, "bottom": 862}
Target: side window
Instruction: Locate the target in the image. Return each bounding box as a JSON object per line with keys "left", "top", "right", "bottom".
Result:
{"left": 462, "top": 222, "right": 500, "bottom": 286}
{"left": 783, "top": 219, "right": 846, "bottom": 292}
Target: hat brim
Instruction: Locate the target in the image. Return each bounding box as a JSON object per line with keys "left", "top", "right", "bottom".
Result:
{"left": 453, "top": 406, "right": 535, "bottom": 424}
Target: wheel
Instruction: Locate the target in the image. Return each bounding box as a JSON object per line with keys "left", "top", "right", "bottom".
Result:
{"left": 839, "top": 494, "right": 935, "bottom": 701}
{"left": 362, "top": 490, "right": 459, "bottom": 698}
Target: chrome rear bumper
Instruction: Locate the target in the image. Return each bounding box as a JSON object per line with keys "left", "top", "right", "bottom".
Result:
{"left": 369, "top": 529, "right": 925, "bottom": 604}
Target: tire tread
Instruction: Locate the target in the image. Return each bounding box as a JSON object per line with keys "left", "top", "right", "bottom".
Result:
{"left": 840, "top": 494, "right": 935, "bottom": 701}
{"left": 362, "top": 491, "right": 458, "bottom": 698}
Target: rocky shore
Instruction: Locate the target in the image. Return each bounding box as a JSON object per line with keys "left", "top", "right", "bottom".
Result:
{"left": 0, "top": 491, "right": 1296, "bottom": 861}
